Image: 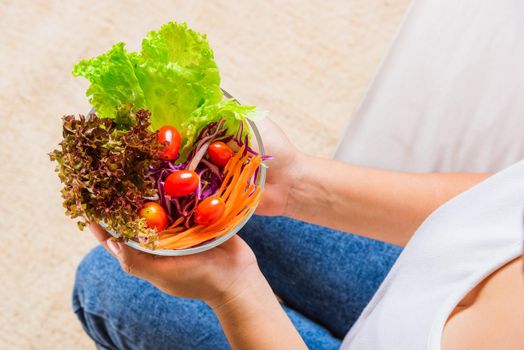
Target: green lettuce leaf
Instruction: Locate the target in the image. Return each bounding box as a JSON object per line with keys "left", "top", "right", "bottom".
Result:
{"left": 182, "top": 99, "right": 264, "bottom": 155}
{"left": 72, "top": 21, "right": 261, "bottom": 158}
{"left": 136, "top": 22, "right": 222, "bottom": 129}
{"left": 73, "top": 43, "right": 145, "bottom": 119}
{"left": 73, "top": 22, "right": 221, "bottom": 129}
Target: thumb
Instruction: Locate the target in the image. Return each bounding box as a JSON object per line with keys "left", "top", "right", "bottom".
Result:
{"left": 106, "top": 238, "right": 157, "bottom": 279}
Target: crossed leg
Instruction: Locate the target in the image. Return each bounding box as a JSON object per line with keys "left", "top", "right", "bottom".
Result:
{"left": 72, "top": 216, "right": 401, "bottom": 349}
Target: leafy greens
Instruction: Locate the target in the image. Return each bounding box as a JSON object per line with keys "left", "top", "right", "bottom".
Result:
{"left": 49, "top": 109, "right": 161, "bottom": 244}
{"left": 72, "top": 22, "right": 259, "bottom": 159}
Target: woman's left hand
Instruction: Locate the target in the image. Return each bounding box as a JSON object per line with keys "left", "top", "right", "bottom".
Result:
{"left": 88, "top": 222, "right": 263, "bottom": 308}
{"left": 89, "top": 222, "right": 308, "bottom": 349}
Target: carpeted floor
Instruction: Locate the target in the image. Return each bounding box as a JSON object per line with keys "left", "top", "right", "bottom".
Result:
{"left": 0, "top": 0, "right": 410, "bottom": 348}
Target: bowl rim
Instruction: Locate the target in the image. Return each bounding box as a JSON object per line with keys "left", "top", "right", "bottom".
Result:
{"left": 90, "top": 107, "right": 266, "bottom": 256}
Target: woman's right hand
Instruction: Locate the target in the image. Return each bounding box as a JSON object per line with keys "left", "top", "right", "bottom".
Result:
{"left": 254, "top": 117, "right": 305, "bottom": 217}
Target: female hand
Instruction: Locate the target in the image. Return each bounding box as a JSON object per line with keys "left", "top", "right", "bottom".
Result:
{"left": 86, "top": 118, "right": 304, "bottom": 305}
{"left": 88, "top": 222, "right": 263, "bottom": 308}
{"left": 254, "top": 117, "right": 304, "bottom": 216}
{"left": 88, "top": 222, "right": 308, "bottom": 349}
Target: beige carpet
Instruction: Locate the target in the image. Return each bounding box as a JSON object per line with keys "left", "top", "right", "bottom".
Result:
{"left": 0, "top": 0, "right": 410, "bottom": 348}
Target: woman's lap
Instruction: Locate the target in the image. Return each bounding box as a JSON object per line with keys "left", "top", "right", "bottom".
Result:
{"left": 73, "top": 246, "right": 341, "bottom": 350}
{"left": 73, "top": 216, "right": 401, "bottom": 349}
{"left": 239, "top": 216, "right": 401, "bottom": 337}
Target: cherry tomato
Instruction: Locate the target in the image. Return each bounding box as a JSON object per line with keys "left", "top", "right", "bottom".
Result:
{"left": 138, "top": 202, "right": 168, "bottom": 231}
{"left": 164, "top": 170, "right": 199, "bottom": 197}
{"left": 207, "top": 141, "right": 234, "bottom": 167}
{"left": 194, "top": 196, "right": 225, "bottom": 225}
{"left": 158, "top": 125, "right": 181, "bottom": 161}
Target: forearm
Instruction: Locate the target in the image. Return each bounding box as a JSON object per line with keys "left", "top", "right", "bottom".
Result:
{"left": 287, "top": 155, "right": 489, "bottom": 246}
{"left": 211, "top": 268, "right": 307, "bottom": 350}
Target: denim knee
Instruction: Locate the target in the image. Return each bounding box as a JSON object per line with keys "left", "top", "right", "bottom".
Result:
{"left": 72, "top": 245, "right": 123, "bottom": 348}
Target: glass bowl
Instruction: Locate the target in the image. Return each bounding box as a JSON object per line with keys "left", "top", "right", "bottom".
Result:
{"left": 91, "top": 107, "right": 266, "bottom": 256}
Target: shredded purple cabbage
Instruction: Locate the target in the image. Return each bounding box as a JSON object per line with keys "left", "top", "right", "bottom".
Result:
{"left": 148, "top": 118, "right": 269, "bottom": 228}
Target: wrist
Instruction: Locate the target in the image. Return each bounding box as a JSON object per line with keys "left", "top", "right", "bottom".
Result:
{"left": 283, "top": 151, "right": 309, "bottom": 217}
{"left": 210, "top": 263, "right": 307, "bottom": 350}
{"left": 285, "top": 152, "right": 318, "bottom": 219}
{"left": 207, "top": 264, "right": 269, "bottom": 311}
{"left": 211, "top": 268, "right": 279, "bottom": 330}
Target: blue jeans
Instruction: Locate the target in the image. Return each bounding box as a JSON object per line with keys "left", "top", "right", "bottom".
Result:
{"left": 73, "top": 216, "right": 401, "bottom": 350}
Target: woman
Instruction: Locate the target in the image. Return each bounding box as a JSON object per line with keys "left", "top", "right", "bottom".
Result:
{"left": 73, "top": 118, "right": 524, "bottom": 349}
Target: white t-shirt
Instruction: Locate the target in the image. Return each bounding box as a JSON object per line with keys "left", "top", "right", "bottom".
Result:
{"left": 341, "top": 160, "right": 524, "bottom": 349}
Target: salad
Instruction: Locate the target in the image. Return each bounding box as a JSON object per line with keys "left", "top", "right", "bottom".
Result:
{"left": 50, "top": 22, "right": 267, "bottom": 251}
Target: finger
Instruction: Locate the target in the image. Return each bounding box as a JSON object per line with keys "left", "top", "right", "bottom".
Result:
{"left": 88, "top": 222, "right": 111, "bottom": 243}
{"left": 88, "top": 222, "right": 157, "bottom": 278}
{"left": 88, "top": 222, "right": 118, "bottom": 258}
{"left": 106, "top": 240, "right": 159, "bottom": 279}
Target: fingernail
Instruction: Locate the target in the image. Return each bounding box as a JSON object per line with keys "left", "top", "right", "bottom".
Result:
{"left": 107, "top": 239, "right": 121, "bottom": 255}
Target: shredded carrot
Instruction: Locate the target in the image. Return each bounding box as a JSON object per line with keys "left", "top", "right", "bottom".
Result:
{"left": 219, "top": 154, "right": 248, "bottom": 201}
{"left": 189, "top": 187, "right": 261, "bottom": 235}
{"left": 167, "top": 217, "right": 184, "bottom": 229}
{"left": 159, "top": 187, "right": 262, "bottom": 249}
{"left": 224, "top": 158, "right": 260, "bottom": 209}
{"left": 157, "top": 179, "right": 261, "bottom": 249}
{"left": 218, "top": 145, "right": 245, "bottom": 196}
{"left": 158, "top": 226, "right": 184, "bottom": 237}
{"left": 155, "top": 150, "right": 263, "bottom": 250}
{"left": 160, "top": 193, "right": 261, "bottom": 250}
